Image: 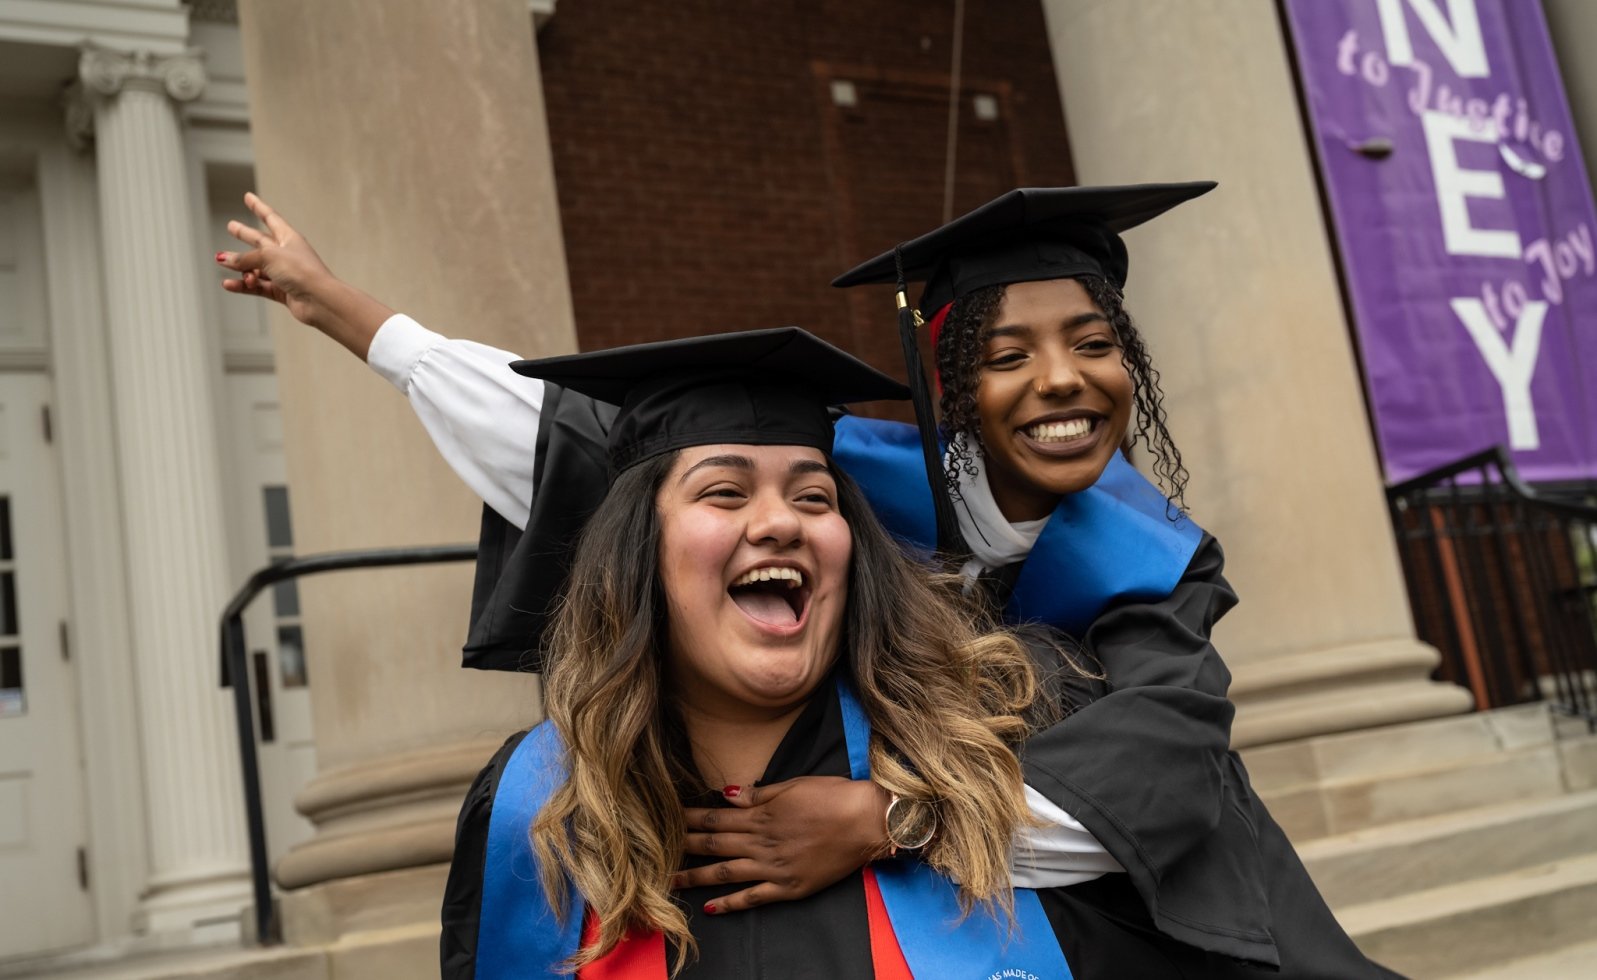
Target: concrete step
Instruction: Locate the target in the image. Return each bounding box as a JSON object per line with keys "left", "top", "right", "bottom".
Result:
{"left": 1261, "top": 743, "right": 1568, "bottom": 841}
{"left": 1298, "top": 789, "right": 1597, "bottom": 908}
{"left": 1443, "top": 937, "right": 1597, "bottom": 979}
{"left": 1339, "top": 851, "right": 1597, "bottom": 979}
{"left": 0, "top": 944, "right": 325, "bottom": 980}
{"left": 1559, "top": 725, "right": 1597, "bottom": 790}
{"left": 1243, "top": 703, "right": 1554, "bottom": 795}
{"left": 1, "top": 923, "right": 435, "bottom": 980}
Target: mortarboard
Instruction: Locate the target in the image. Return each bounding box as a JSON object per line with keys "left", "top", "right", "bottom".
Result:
{"left": 827, "top": 182, "right": 1215, "bottom": 558}
{"left": 465, "top": 327, "right": 908, "bottom": 672}
{"left": 832, "top": 181, "right": 1217, "bottom": 314}
{"left": 509, "top": 327, "right": 910, "bottom": 474}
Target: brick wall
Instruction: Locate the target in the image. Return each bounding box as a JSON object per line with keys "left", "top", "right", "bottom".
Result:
{"left": 536, "top": 0, "right": 1075, "bottom": 416}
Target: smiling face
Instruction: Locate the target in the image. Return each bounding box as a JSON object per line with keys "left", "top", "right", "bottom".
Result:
{"left": 974, "top": 278, "right": 1134, "bottom": 520}
{"left": 655, "top": 443, "right": 853, "bottom": 717}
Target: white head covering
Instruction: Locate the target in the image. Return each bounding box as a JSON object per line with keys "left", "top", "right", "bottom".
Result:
{"left": 946, "top": 435, "right": 1047, "bottom": 584}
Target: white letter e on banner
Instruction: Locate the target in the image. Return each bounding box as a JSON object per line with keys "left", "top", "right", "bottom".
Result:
{"left": 1424, "top": 112, "right": 1523, "bottom": 259}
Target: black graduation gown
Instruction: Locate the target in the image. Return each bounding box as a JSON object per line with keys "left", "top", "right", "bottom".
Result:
{"left": 442, "top": 672, "right": 1393, "bottom": 979}
{"left": 463, "top": 382, "right": 618, "bottom": 673}
{"left": 444, "top": 688, "right": 877, "bottom": 979}
{"left": 457, "top": 385, "right": 1397, "bottom": 976}
{"left": 1012, "top": 536, "right": 1400, "bottom": 979}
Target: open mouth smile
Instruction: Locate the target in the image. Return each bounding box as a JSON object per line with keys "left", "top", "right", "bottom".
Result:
{"left": 1016, "top": 412, "right": 1106, "bottom": 457}
{"left": 727, "top": 563, "right": 812, "bottom": 634}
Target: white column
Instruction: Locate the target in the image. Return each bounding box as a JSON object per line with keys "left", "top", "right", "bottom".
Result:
{"left": 74, "top": 42, "right": 251, "bottom": 932}
{"left": 37, "top": 136, "right": 150, "bottom": 944}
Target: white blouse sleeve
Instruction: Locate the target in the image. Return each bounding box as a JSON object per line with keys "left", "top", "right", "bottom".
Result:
{"left": 366, "top": 314, "right": 542, "bottom": 530}
{"left": 1011, "top": 785, "right": 1124, "bottom": 888}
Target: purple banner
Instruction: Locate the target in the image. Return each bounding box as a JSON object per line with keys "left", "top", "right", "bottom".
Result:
{"left": 1285, "top": 0, "right": 1597, "bottom": 484}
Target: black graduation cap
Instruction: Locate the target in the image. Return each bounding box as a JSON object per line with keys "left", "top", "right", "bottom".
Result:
{"left": 827, "top": 182, "right": 1215, "bottom": 559}
{"left": 832, "top": 181, "right": 1217, "bottom": 313}
{"left": 464, "top": 327, "right": 908, "bottom": 673}
{"left": 509, "top": 327, "right": 910, "bottom": 474}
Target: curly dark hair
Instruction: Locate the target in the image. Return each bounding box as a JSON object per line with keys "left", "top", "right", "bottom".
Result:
{"left": 933, "top": 275, "right": 1190, "bottom": 514}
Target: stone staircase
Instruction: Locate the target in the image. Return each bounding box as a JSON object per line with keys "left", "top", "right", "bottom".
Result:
{"left": 16, "top": 703, "right": 1596, "bottom": 980}
{"left": 1243, "top": 704, "right": 1597, "bottom": 979}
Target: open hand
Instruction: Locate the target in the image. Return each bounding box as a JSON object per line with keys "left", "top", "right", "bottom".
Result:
{"left": 677, "top": 776, "right": 890, "bottom": 915}
{"left": 215, "top": 192, "right": 334, "bottom": 326}
{"left": 215, "top": 192, "right": 393, "bottom": 359}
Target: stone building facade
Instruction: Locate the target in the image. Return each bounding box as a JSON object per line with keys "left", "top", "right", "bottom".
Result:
{"left": 1, "top": 1, "right": 1593, "bottom": 977}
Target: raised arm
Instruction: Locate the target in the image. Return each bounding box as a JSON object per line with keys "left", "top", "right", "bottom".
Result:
{"left": 217, "top": 193, "right": 542, "bottom": 528}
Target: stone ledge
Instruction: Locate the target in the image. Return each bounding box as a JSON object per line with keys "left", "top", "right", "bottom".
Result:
{"left": 275, "top": 820, "right": 455, "bottom": 892}
{"left": 279, "top": 864, "right": 448, "bottom": 948}
{"left": 1230, "top": 638, "right": 1443, "bottom": 701}
{"left": 293, "top": 736, "right": 510, "bottom": 826}
{"left": 1233, "top": 676, "right": 1473, "bottom": 750}
{"left": 1445, "top": 937, "right": 1597, "bottom": 980}
{"left": 1339, "top": 851, "right": 1597, "bottom": 979}
{"left": 0, "top": 944, "right": 328, "bottom": 980}
{"left": 1298, "top": 790, "right": 1597, "bottom": 908}
{"left": 1244, "top": 703, "right": 1555, "bottom": 792}
{"left": 1262, "top": 743, "right": 1565, "bottom": 842}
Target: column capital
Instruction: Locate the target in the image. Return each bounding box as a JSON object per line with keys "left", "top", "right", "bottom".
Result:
{"left": 61, "top": 82, "right": 94, "bottom": 151}
{"left": 78, "top": 43, "right": 207, "bottom": 103}
{"left": 65, "top": 44, "right": 208, "bottom": 150}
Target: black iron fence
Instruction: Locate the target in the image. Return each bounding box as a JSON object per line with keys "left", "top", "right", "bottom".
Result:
{"left": 218, "top": 544, "right": 476, "bottom": 946}
{"left": 1387, "top": 447, "right": 1597, "bottom": 730}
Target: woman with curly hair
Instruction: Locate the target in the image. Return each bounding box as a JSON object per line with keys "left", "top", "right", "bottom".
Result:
{"left": 828, "top": 182, "right": 1398, "bottom": 977}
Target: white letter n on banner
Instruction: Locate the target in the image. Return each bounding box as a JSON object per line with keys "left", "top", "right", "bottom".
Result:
{"left": 1375, "top": 0, "right": 1489, "bottom": 77}
{"left": 1451, "top": 297, "right": 1545, "bottom": 450}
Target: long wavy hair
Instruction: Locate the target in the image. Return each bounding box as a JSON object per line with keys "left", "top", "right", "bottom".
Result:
{"left": 531, "top": 449, "right": 1040, "bottom": 974}
{"left": 934, "top": 276, "right": 1190, "bottom": 513}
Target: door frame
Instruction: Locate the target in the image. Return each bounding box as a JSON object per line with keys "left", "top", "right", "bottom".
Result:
{"left": 32, "top": 123, "right": 149, "bottom": 951}
{"left": 0, "top": 370, "right": 96, "bottom": 958}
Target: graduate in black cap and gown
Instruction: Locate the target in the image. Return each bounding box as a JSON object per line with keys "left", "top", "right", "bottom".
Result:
{"left": 439, "top": 325, "right": 1172, "bottom": 979}
{"left": 218, "top": 189, "right": 1398, "bottom": 977}
{"left": 827, "top": 183, "right": 1396, "bottom": 978}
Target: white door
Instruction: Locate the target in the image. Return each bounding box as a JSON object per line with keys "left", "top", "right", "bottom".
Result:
{"left": 0, "top": 374, "right": 94, "bottom": 958}
{"left": 221, "top": 373, "right": 316, "bottom": 864}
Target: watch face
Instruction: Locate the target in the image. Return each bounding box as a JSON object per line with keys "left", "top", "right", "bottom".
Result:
{"left": 886, "top": 797, "right": 936, "bottom": 851}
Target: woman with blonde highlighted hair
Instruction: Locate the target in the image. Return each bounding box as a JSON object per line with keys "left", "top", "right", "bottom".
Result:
{"left": 440, "top": 328, "right": 1081, "bottom": 977}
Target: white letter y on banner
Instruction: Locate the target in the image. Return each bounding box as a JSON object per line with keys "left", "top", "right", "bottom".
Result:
{"left": 1451, "top": 297, "right": 1546, "bottom": 450}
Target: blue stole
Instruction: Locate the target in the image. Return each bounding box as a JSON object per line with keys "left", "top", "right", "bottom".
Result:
{"left": 474, "top": 678, "right": 1074, "bottom": 978}
{"left": 832, "top": 415, "right": 1203, "bottom": 635}
{"left": 834, "top": 678, "right": 1074, "bottom": 979}
{"left": 477, "top": 723, "right": 584, "bottom": 978}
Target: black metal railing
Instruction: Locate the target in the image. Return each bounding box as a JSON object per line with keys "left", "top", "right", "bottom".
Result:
{"left": 219, "top": 544, "right": 476, "bottom": 946}
{"left": 1387, "top": 447, "right": 1597, "bottom": 730}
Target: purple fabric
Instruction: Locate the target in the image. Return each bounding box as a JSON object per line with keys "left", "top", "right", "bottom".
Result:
{"left": 1284, "top": 0, "right": 1597, "bottom": 483}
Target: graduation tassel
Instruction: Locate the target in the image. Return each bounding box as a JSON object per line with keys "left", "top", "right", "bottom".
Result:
{"left": 893, "top": 246, "right": 966, "bottom": 560}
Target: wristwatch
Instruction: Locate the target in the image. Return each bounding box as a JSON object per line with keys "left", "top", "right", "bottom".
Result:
{"left": 884, "top": 794, "right": 937, "bottom": 855}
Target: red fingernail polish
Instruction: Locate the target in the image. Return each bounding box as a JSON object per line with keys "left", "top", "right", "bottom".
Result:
{"left": 215, "top": 252, "right": 226, "bottom": 263}
{"left": 722, "top": 786, "right": 740, "bottom": 798}
{"left": 703, "top": 903, "right": 717, "bottom": 915}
